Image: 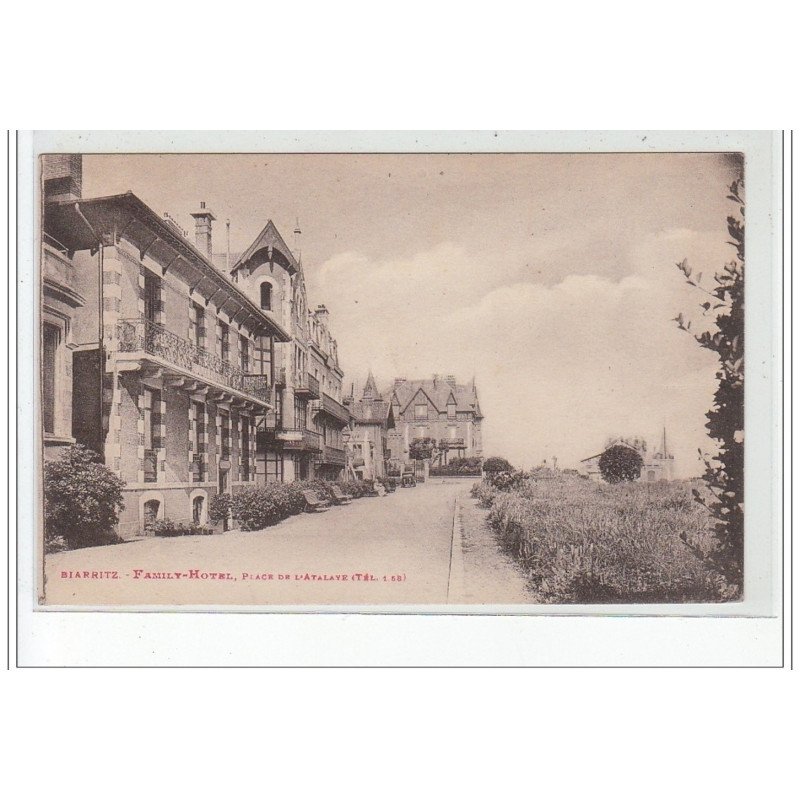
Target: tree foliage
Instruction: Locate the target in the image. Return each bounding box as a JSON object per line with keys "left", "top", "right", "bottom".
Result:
{"left": 598, "top": 445, "right": 643, "bottom": 484}
{"left": 674, "top": 178, "right": 744, "bottom": 591}
{"left": 44, "top": 445, "right": 126, "bottom": 549}
{"left": 409, "top": 436, "right": 437, "bottom": 461}
{"left": 482, "top": 456, "right": 514, "bottom": 474}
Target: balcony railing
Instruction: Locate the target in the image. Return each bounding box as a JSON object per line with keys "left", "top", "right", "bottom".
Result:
{"left": 319, "top": 445, "right": 346, "bottom": 466}
{"left": 281, "top": 428, "right": 322, "bottom": 453}
{"left": 294, "top": 372, "right": 320, "bottom": 399}
{"left": 117, "top": 318, "right": 270, "bottom": 404}
{"left": 314, "top": 393, "right": 351, "bottom": 425}
{"left": 439, "top": 438, "right": 466, "bottom": 449}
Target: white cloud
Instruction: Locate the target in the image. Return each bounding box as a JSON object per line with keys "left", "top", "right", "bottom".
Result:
{"left": 310, "top": 235, "right": 726, "bottom": 476}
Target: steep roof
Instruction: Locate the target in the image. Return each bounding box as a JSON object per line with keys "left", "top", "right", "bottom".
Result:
{"left": 349, "top": 399, "right": 395, "bottom": 428}
{"left": 230, "top": 219, "right": 299, "bottom": 275}
{"left": 390, "top": 378, "right": 482, "bottom": 418}
{"left": 362, "top": 370, "right": 379, "bottom": 399}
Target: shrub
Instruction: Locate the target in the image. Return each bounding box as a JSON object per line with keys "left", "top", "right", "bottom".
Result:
{"left": 44, "top": 445, "right": 125, "bottom": 550}
{"left": 599, "top": 445, "right": 643, "bottom": 483}
{"left": 208, "top": 493, "right": 232, "bottom": 523}
{"left": 338, "top": 479, "right": 371, "bottom": 498}
{"left": 148, "top": 518, "right": 214, "bottom": 537}
{"left": 482, "top": 456, "right": 513, "bottom": 474}
{"left": 674, "top": 176, "right": 745, "bottom": 591}
{"left": 430, "top": 456, "right": 483, "bottom": 477}
{"left": 471, "top": 480, "right": 498, "bottom": 508}
{"left": 488, "top": 470, "right": 528, "bottom": 492}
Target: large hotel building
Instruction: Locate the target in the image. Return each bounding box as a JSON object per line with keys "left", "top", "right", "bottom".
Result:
{"left": 40, "top": 155, "right": 351, "bottom": 537}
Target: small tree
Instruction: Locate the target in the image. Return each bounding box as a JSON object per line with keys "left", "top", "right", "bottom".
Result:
{"left": 44, "top": 445, "right": 125, "bottom": 549}
{"left": 483, "top": 457, "right": 513, "bottom": 475}
{"left": 599, "top": 445, "right": 643, "bottom": 483}
{"left": 674, "top": 177, "right": 745, "bottom": 591}
{"left": 409, "top": 436, "right": 436, "bottom": 461}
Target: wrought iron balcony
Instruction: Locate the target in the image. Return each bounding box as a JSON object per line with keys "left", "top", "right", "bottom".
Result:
{"left": 294, "top": 372, "right": 320, "bottom": 399}
{"left": 313, "top": 393, "right": 351, "bottom": 425}
{"left": 439, "top": 438, "right": 466, "bottom": 449}
{"left": 319, "top": 445, "right": 346, "bottom": 466}
{"left": 280, "top": 428, "right": 322, "bottom": 453}
{"left": 117, "top": 318, "right": 271, "bottom": 405}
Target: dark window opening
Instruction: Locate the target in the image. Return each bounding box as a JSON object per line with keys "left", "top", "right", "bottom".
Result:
{"left": 192, "top": 496, "right": 204, "bottom": 524}
{"left": 144, "top": 272, "right": 160, "bottom": 323}
{"left": 143, "top": 499, "right": 160, "bottom": 528}
{"left": 260, "top": 282, "right": 272, "bottom": 311}
{"left": 42, "top": 323, "right": 59, "bottom": 434}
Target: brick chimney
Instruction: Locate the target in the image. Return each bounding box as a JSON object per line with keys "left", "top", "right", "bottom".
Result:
{"left": 190, "top": 201, "right": 216, "bottom": 257}
{"left": 42, "top": 154, "right": 82, "bottom": 202}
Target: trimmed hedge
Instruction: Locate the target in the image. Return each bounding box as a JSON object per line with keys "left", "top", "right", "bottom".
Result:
{"left": 229, "top": 479, "right": 378, "bottom": 531}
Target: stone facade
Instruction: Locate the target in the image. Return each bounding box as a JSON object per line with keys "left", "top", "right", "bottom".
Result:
{"left": 41, "top": 156, "right": 353, "bottom": 537}
{"left": 384, "top": 375, "right": 483, "bottom": 468}
{"left": 43, "top": 181, "right": 287, "bottom": 538}
{"left": 228, "top": 222, "right": 351, "bottom": 484}
{"left": 345, "top": 372, "right": 395, "bottom": 480}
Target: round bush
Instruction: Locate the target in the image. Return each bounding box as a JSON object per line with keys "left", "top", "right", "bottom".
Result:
{"left": 44, "top": 445, "right": 125, "bottom": 549}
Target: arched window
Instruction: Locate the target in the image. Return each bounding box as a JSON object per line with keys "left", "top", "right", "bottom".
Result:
{"left": 260, "top": 282, "right": 272, "bottom": 311}
{"left": 192, "top": 495, "right": 204, "bottom": 524}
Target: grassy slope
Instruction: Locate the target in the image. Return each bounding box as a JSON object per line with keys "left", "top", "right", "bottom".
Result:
{"left": 474, "top": 476, "right": 734, "bottom": 604}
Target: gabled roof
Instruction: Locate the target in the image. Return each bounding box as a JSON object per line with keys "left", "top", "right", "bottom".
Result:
{"left": 43, "top": 192, "right": 291, "bottom": 341}
{"left": 231, "top": 219, "right": 299, "bottom": 275}
{"left": 390, "top": 378, "right": 482, "bottom": 417}
{"left": 350, "top": 399, "right": 395, "bottom": 429}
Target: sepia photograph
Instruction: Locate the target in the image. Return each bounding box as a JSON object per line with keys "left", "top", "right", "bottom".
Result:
{"left": 36, "top": 145, "right": 752, "bottom": 608}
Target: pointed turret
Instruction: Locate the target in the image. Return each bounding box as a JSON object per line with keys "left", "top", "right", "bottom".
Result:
{"left": 362, "top": 370, "right": 379, "bottom": 400}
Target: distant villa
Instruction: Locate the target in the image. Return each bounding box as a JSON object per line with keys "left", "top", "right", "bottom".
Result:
{"left": 579, "top": 428, "right": 675, "bottom": 483}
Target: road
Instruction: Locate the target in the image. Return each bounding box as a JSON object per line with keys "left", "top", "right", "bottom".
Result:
{"left": 44, "top": 480, "right": 535, "bottom": 607}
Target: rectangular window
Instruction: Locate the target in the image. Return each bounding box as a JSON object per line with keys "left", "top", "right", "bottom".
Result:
{"left": 143, "top": 388, "right": 161, "bottom": 483}
{"left": 240, "top": 334, "right": 250, "bottom": 373}
{"left": 265, "top": 450, "right": 282, "bottom": 483}
{"left": 415, "top": 403, "right": 427, "bottom": 420}
{"left": 42, "top": 323, "right": 59, "bottom": 434}
{"left": 144, "top": 272, "right": 160, "bottom": 323}
{"left": 192, "top": 401, "right": 205, "bottom": 483}
{"left": 294, "top": 397, "right": 307, "bottom": 430}
{"left": 190, "top": 303, "right": 205, "bottom": 352}
{"left": 219, "top": 322, "right": 230, "bottom": 363}
{"left": 256, "top": 335, "right": 272, "bottom": 377}
{"left": 447, "top": 403, "right": 456, "bottom": 419}
{"left": 220, "top": 410, "right": 231, "bottom": 459}
{"left": 241, "top": 419, "right": 251, "bottom": 480}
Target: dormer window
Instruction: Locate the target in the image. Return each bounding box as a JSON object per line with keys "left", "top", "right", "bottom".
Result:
{"left": 415, "top": 403, "right": 427, "bottom": 420}
{"left": 447, "top": 400, "right": 456, "bottom": 419}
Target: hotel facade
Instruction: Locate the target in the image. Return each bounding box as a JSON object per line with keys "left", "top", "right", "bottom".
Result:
{"left": 41, "top": 155, "right": 351, "bottom": 538}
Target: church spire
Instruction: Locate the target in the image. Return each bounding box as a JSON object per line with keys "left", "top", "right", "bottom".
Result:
{"left": 362, "top": 370, "right": 378, "bottom": 399}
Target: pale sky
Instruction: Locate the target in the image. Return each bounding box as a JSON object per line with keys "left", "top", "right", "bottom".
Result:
{"left": 83, "top": 152, "right": 742, "bottom": 475}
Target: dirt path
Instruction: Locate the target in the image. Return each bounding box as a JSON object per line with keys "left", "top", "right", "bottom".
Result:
{"left": 458, "top": 496, "right": 538, "bottom": 604}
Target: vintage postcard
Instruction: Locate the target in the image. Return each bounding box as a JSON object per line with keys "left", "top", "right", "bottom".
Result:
{"left": 27, "top": 132, "right": 781, "bottom": 612}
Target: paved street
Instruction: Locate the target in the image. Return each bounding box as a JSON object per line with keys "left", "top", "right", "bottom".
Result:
{"left": 44, "top": 480, "right": 536, "bottom": 607}
{"left": 44, "top": 481, "right": 465, "bottom": 606}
